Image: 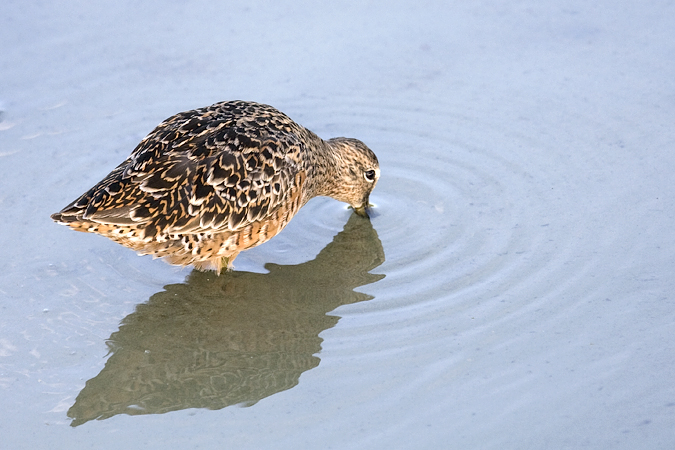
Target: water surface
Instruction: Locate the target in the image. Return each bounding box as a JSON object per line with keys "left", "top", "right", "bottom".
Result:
{"left": 1, "top": 1, "right": 674, "bottom": 449}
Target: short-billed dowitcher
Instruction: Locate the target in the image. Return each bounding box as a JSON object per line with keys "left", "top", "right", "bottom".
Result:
{"left": 51, "top": 101, "right": 380, "bottom": 273}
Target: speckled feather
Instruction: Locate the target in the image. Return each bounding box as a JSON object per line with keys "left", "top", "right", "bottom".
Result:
{"left": 51, "top": 101, "right": 380, "bottom": 273}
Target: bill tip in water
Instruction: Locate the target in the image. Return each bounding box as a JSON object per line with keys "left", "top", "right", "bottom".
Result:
{"left": 352, "top": 204, "right": 370, "bottom": 218}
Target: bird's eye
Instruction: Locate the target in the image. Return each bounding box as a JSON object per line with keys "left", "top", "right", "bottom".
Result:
{"left": 364, "top": 169, "right": 376, "bottom": 182}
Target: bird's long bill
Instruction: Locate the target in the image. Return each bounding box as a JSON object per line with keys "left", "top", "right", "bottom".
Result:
{"left": 353, "top": 197, "right": 370, "bottom": 218}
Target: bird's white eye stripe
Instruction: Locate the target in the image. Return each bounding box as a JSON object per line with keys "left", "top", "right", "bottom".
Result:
{"left": 364, "top": 169, "right": 377, "bottom": 182}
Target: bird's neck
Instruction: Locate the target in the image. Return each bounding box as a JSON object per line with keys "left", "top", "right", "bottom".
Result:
{"left": 302, "top": 136, "right": 343, "bottom": 201}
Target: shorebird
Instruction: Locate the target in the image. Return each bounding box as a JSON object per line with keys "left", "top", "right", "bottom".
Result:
{"left": 51, "top": 100, "right": 380, "bottom": 273}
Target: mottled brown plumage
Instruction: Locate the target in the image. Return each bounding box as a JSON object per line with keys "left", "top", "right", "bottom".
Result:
{"left": 51, "top": 100, "right": 380, "bottom": 273}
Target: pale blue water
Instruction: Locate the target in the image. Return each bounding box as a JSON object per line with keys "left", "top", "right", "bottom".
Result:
{"left": 1, "top": 1, "right": 674, "bottom": 449}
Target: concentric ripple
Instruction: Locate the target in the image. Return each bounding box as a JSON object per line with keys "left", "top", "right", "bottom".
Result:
{"left": 275, "top": 96, "right": 630, "bottom": 360}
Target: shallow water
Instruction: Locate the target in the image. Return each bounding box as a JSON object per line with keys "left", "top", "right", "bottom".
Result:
{"left": 2, "top": 1, "right": 675, "bottom": 449}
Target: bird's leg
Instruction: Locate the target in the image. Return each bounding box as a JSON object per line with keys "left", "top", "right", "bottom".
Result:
{"left": 218, "top": 252, "right": 239, "bottom": 274}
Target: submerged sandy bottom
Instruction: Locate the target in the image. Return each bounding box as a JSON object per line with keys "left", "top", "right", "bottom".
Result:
{"left": 1, "top": 1, "right": 674, "bottom": 449}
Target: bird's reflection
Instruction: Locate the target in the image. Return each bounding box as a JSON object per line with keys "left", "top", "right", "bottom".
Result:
{"left": 68, "top": 213, "right": 384, "bottom": 426}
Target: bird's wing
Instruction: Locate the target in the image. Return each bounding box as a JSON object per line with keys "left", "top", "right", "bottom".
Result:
{"left": 54, "top": 108, "right": 306, "bottom": 239}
